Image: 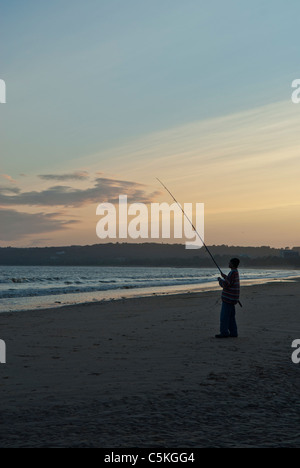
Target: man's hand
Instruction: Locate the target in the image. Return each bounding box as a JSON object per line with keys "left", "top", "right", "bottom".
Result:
{"left": 221, "top": 273, "right": 227, "bottom": 279}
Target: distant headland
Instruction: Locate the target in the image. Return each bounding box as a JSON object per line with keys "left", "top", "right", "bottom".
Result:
{"left": 0, "top": 244, "right": 299, "bottom": 268}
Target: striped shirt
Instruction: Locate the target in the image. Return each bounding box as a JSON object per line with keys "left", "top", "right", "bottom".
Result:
{"left": 219, "top": 269, "right": 240, "bottom": 305}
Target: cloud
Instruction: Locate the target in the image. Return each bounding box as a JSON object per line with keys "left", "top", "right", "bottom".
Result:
{"left": 0, "top": 176, "right": 161, "bottom": 244}
{"left": 0, "top": 174, "right": 17, "bottom": 184}
{"left": 80, "top": 100, "right": 300, "bottom": 214}
{"left": 39, "top": 171, "right": 90, "bottom": 181}
{"left": 0, "top": 208, "right": 78, "bottom": 241}
{"left": 0, "top": 177, "right": 161, "bottom": 207}
{"left": 0, "top": 186, "right": 21, "bottom": 194}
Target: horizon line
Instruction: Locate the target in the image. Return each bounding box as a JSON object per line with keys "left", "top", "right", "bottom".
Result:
{"left": 0, "top": 243, "right": 299, "bottom": 250}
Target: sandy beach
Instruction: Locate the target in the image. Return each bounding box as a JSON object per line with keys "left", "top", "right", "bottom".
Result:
{"left": 0, "top": 279, "right": 299, "bottom": 448}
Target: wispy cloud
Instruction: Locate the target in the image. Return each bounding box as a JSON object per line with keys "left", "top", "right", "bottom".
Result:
{"left": 0, "top": 174, "right": 17, "bottom": 184}
{"left": 0, "top": 208, "right": 77, "bottom": 241}
{"left": 0, "top": 177, "right": 161, "bottom": 207}
{"left": 0, "top": 186, "right": 21, "bottom": 194}
{"left": 39, "top": 171, "right": 90, "bottom": 181}
{"left": 82, "top": 100, "right": 300, "bottom": 212}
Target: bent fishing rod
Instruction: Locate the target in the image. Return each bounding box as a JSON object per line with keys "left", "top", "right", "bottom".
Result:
{"left": 157, "top": 178, "right": 243, "bottom": 308}
{"left": 156, "top": 178, "right": 223, "bottom": 275}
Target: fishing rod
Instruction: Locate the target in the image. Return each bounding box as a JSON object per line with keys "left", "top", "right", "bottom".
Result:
{"left": 156, "top": 178, "right": 223, "bottom": 275}
{"left": 157, "top": 178, "right": 243, "bottom": 308}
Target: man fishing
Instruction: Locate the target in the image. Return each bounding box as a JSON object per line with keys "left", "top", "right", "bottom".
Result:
{"left": 156, "top": 179, "right": 242, "bottom": 339}
{"left": 216, "top": 258, "right": 241, "bottom": 339}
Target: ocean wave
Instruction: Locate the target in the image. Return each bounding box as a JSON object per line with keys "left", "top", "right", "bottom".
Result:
{"left": 11, "top": 278, "right": 31, "bottom": 284}
{"left": 0, "top": 267, "right": 299, "bottom": 302}
{"left": 0, "top": 277, "right": 217, "bottom": 299}
{"left": 0, "top": 276, "right": 96, "bottom": 285}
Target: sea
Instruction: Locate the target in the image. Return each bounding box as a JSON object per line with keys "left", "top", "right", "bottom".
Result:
{"left": 0, "top": 265, "right": 299, "bottom": 313}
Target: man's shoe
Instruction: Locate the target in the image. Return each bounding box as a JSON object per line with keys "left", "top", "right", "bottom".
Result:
{"left": 215, "top": 334, "right": 230, "bottom": 339}
{"left": 229, "top": 335, "right": 238, "bottom": 338}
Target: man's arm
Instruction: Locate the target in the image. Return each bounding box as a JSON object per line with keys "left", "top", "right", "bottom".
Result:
{"left": 220, "top": 272, "right": 235, "bottom": 288}
{"left": 218, "top": 272, "right": 228, "bottom": 287}
{"left": 218, "top": 277, "right": 225, "bottom": 288}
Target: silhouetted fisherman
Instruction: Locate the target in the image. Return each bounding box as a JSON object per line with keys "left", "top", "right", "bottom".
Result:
{"left": 216, "top": 258, "right": 240, "bottom": 338}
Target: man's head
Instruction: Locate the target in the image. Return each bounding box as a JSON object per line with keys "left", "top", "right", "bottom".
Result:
{"left": 229, "top": 258, "right": 240, "bottom": 269}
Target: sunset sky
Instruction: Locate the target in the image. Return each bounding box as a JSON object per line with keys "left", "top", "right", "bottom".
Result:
{"left": 1, "top": 0, "right": 299, "bottom": 248}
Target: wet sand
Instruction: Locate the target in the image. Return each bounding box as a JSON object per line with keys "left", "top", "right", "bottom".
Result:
{"left": 0, "top": 280, "right": 299, "bottom": 448}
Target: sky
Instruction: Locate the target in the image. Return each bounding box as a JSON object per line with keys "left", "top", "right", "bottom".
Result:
{"left": 0, "top": 0, "right": 299, "bottom": 248}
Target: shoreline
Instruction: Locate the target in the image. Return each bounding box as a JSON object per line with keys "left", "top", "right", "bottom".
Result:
{"left": 1, "top": 273, "right": 300, "bottom": 315}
